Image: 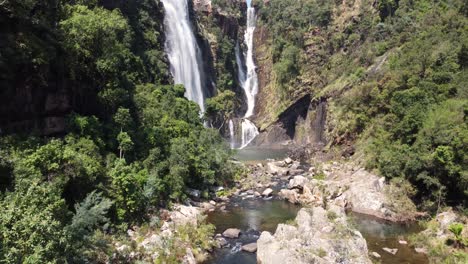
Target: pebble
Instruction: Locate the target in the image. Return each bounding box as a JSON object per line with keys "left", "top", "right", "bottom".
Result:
{"left": 382, "top": 247, "right": 398, "bottom": 255}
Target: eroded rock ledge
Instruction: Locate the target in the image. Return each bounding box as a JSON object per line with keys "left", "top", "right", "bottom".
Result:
{"left": 257, "top": 205, "right": 371, "bottom": 264}
{"left": 276, "top": 160, "right": 422, "bottom": 222}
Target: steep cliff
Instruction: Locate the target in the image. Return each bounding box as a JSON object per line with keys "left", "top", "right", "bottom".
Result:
{"left": 0, "top": 0, "right": 169, "bottom": 135}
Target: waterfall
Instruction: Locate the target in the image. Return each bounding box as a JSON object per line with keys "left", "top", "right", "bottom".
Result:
{"left": 229, "top": 119, "right": 235, "bottom": 149}
{"left": 240, "top": 119, "right": 259, "bottom": 149}
{"left": 161, "top": 0, "right": 206, "bottom": 112}
{"left": 237, "top": 3, "right": 259, "bottom": 149}
{"left": 235, "top": 43, "right": 246, "bottom": 88}
{"left": 243, "top": 7, "right": 259, "bottom": 118}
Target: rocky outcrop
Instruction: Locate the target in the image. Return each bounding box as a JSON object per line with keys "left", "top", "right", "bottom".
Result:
{"left": 193, "top": 0, "right": 212, "bottom": 13}
{"left": 278, "top": 162, "right": 421, "bottom": 222}
{"left": 257, "top": 206, "right": 371, "bottom": 264}
{"left": 253, "top": 94, "right": 329, "bottom": 148}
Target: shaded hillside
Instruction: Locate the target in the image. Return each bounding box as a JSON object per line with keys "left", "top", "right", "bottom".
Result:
{"left": 0, "top": 0, "right": 168, "bottom": 135}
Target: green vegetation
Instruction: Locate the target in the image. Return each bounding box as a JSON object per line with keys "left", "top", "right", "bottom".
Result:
{"left": 156, "top": 220, "right": 215, "bottom": 263}
{"left": 257, "top": 0, "right": 467, "bottom": 210}
{"left": 410, "top": 217, "right": 468, "bottom": 263}
{"left": 257, "top": 0, "right": 332, "bottom": 95}
{"left": 448, "top": 223, "right": 467, "bottom": 248}
{"left": 0, "top": 1, "right": 236, "bottom": 262}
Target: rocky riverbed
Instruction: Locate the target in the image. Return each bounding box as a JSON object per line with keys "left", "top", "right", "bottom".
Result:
{"left": 203, "top": 154, "right": 435, "bottom": 264}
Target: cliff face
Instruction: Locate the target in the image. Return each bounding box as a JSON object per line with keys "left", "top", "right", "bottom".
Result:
{"left": 194, "top": 0, "right": 246, "bottom": 115}
{"left": 0, "top": 5, "right": 74, "bottom": 135}
{"left": 0, "top": 0, "right": 168, "bottom": 135}
{"left": 250, "top": 0, "right": 380, "bottom": 147}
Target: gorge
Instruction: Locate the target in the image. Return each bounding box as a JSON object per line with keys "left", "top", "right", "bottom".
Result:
{"left": 0, "top": 0, "right": 466, "bottom": 263}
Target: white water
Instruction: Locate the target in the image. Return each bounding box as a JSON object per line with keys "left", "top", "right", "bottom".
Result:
{"left": 229, "top": 119, "right": 235, "bottom": 149}
{"left": 240, "top": 119, "right": 259, "bottom": 149}
{"left": 242, "top": 7, "right": 259, "bottom": 118}
{"left": 161, "top": 0, "right": 205, "bottom": 112}
{"left": 238, "top": 4, "right": 259, "bottom": 149}
{"left": 235, "top": 43, "right": 246, "bottom": 88}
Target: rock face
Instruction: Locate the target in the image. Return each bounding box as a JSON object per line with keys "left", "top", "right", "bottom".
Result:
{"left": 278, "top": 162, "right": 420, "bottom": 222}
{"left": 257, "top": 206, "right": 371, "bottom": 264}
{"left": 193, "top": 0, "right": 212, "bottom": 13}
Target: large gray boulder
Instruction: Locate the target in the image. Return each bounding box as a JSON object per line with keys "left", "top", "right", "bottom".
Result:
{"left": 222, "top": 228, "right": 241, "bottom": 238}
{"left": 257, "top": 206, "right": 371, "bottom": 264}
{"left": 278, "top": 189, "right": 300, "bottom": 204}
{"left": 288, "top": 176, "right": 308, "bottom": 189}
{"left": 242, "top": 242, "right": 257, "bottom": 253}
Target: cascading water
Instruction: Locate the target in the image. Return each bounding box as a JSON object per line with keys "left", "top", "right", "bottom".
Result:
{"left": 242, "top": 7, "right": 259, "bottom": 118}
{"left": 229, "top": 119, "right": 235, "bottom": 149}
{"left": 238, "top": 2, "right": 259, "bottom": 149}
{"left": 161, "top": 0, "right": 206, "bottom": 112}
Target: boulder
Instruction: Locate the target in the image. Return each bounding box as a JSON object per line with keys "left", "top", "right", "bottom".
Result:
{"left": 435, "top": 210, "right": 457, "bottom": 231}
{"left": 262, "top": 188, "right": 273, "bottom": 197}
{"left": 290, "top": 161, "right": 300, "bottom": 170}
{"left": 170, "top": 205, "right": 201, "bottom": 226}
{"left": 289, "top": 169, "right": 305, "bottom": 176}
{"left": 279, "top": 189, "right": 299, "bottom": 204}
{"left": 288, "top": 176, "right": 308, "bottom": 189}
{"left": 398, "top": 240, "right": 407, "bottom": 245}
{"left": 222, "top": 228, "right": 241, "bottom": 238}
{"left": 371, "top": 252, "right": 381, "bottom": 258}
{"left": 267, "top": 162, "right": 289, "bottom": 176}
{"left": 210, "top": 186, "right": 224, "bottom": 192}
{"left": 241, "top": 243, "right": 257, "bottom": 253}
{"left": 284, "top": 157, "right": 293, "bottom": 164}
{"left": 216, "top": 237, "right": 228, "bottom": 248}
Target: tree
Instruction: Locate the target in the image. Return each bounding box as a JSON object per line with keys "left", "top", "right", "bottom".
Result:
{"left": 117, "top": 131, "right": 133, "bottom": 159}
{"left": 0, "top": 180, "right": 68, "bottom": 263}
{"left": 65, "top": 191, "right": 113, "bottom": 262}
{"left": 108, "top": 159, "right": 147, "bottom": 221}
{"left": 113, "top": 107, "right": 133, "bottom": 131}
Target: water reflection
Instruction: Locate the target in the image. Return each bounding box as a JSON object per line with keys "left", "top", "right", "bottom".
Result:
{"left": 349, "top": 213, "right": 429, "bottom": 264}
